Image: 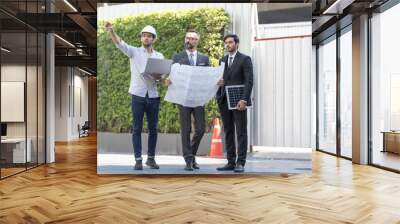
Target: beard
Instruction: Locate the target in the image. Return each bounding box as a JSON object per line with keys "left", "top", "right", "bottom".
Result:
{"left": 227, "top": 46, "right": 236, "bottom": 53}
{"left": 143, "top": 42, "right": 152, "bottom": 48}
{"left": 184, "top": 42, "right": 194, "bottom": 50}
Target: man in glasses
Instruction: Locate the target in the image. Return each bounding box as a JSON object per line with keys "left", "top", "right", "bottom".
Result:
{"left": 166, "top": 30, "right": 210, "bottom": 171}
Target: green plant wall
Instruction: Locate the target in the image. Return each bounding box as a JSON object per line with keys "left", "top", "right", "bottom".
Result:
{"left": 98, "top": 8, "right": 230, "bottom": 133}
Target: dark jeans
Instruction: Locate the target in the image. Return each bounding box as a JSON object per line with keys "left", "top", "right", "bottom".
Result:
{"left": 131, "top": 94, "right": 160, "bottom": 160}
{"left": 178, "top": 105, "right": 205, "bottom": 163}
{"left": 218, "top": 98, "right": 248, "bottom": 166}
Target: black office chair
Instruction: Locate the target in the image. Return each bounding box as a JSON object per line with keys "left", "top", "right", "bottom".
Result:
{"left": 79, "top": 121, "right": 90, "bottom": 138}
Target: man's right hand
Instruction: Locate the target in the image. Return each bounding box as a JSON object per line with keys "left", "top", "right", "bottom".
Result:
{"left": 165, "top": 79, "right": 172, "bottom": 86}
{"left": 105, "top": 22, "right": 113, "bottom": 32}
{"left": 105, "top": 21, "right": 121, "bottom": 44}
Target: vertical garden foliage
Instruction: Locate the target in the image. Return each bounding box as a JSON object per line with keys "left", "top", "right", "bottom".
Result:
{"left": 98, "top": 8, "right": 230, "bottom": 133}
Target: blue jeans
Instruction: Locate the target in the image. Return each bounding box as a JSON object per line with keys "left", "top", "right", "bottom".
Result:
{"left": 131, "top": 94, "right": 160, "bottom": 160}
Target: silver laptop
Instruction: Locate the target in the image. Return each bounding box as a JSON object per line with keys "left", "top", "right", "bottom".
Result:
{"left": 143, "top": 58, "right": 173, "bottom": 77}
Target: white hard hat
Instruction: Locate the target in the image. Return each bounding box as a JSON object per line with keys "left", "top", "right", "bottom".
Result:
{"left": 141, "top": 25, "right": 157, "bottom": 38}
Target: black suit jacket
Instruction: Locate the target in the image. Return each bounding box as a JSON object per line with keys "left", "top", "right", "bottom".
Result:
{"left": 172, "top": 51, "right": 210, "bottom": 67}
{"left": 216, "top": 52, "right": 253, "bottom": 106}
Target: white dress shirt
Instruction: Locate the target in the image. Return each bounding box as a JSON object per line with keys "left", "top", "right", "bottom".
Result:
{"left": 116, "top": 40, "right": 164, "bottom": 98}
{"left": 227, "top": 51, "right": 237, "bottom": 67}
{"left": 186, "top": 50, "right": 197, "bottom": 65}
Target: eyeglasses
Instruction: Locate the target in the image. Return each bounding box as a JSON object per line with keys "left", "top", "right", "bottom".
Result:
{"left": 185, "top": 37, "right": 198, "bottom": 41}
{"left": 225, "top": 41, "right": 236, "bottom": 44}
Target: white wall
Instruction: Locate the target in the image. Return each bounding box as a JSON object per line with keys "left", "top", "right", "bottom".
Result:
{"left": 1, "top": 65, "right": 42, "bottom": 138}
{"left": 252, "top": 22, "right": 313, "bottom": 148}
{"left": 1, "top": 65, "right": 27, "bottom": 140}
{"left": 1, "top": 82, "right": 25, "bottom": 122}
{"left": 256, "top": 22, "right": 311, "bottom": 39}
{"left": 1, "top": 63, "right": 46, "bottom": 164}
{"left": 1, "top": 66, "right": 26, "bottom": 128}
{"left": 55, "top": 67, "right": 89, "bottom": 141}
{"left": 55, "top": 67, "right": 68, "bottom": 141}
{"left": 72, "top": 73, "right": 89, "bottom": 138}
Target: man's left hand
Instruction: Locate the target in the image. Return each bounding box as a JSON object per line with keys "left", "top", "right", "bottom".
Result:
{"left": 151, "top": 73, "right": 162, "bottom": 81}
{"left": 144, "top": 73, "right": 162, "bottom": 81}
{"left": 236, "top": 100, "right": 247, "bottom": 111}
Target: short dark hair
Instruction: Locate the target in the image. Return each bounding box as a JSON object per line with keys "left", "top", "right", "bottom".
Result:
{"left": 223, "top": 34, "right": 239, "bottom": 44}
{"left": 186, "top": 29, "right": 200, "bottom": 37}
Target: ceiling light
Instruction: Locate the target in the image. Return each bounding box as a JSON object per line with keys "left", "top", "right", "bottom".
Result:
{"left": 63, "top": 0, "right": 78, "bottom": 12}
{"left": 54, "top": 34, "right": 75, "bottom": 48}
{"left": 76, "top": 48, "right": 85, "bottom": 55}
{"left": 78, "top": 67, "right": 92, "bottom": 76}
{"left": 323, "top": 0, "right": 354, "bottom": 15}
{"left": 1, "top": 47, "right": 11, "bottom": 53}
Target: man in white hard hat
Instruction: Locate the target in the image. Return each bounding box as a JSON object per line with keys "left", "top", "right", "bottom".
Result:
{"left": 105, "top": 22, "right": 163, "bottom": 170}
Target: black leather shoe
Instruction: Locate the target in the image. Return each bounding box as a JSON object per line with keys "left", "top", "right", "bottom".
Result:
{"left": 134, "top": 160, "right": 143, "bottom": 170}
{"left": 234, "top": 164, "right": 245, "bottom": 173}
{"left": 216, "top": 163, "right": 235, "bottom": 171}
{"left": 192, "top": 158, "right": 200, "bottom": 169}
{"left": 184, "top": 162, "right": 194, "bottom": 171}
{"left": 192, "top": 162, "right": 200, "bottom": 169}
{"left": 146, "top": 158, "right": 160, "bottom": 169}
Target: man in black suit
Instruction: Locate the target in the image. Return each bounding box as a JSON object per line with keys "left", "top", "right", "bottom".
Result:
{"left": 216, "top": 34, "right": 253, "bottom": 173}
{"left": 166, "top": 30, "right": 210, "bottom": 171}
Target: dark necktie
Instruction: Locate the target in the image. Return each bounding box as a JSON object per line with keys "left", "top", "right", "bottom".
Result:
{"left": 189, "top": 53, "right": 194, "bottom": 66}
{"left": 228, "top": 56, "right": 233, "bottom": 68}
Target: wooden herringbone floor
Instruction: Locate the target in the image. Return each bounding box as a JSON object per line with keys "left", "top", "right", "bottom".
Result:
{"left": 1, "top": 134, "right": 400, "bottom": 224}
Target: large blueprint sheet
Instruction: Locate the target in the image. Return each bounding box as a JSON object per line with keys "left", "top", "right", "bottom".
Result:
{"left": 164, "top": 63, "right": 224, "bottom": 107}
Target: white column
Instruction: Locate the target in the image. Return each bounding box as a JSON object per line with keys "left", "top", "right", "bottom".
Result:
{"left": 46, "top": 33, "right": 55, "bottom": 163}
{"left": 352, "top": 14, "right": 369, "bottom": 164}
{"left": 45, "top": 0, "right": 56, "bottom": 163}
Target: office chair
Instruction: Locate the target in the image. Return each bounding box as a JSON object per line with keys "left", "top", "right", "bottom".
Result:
{"left": 79, "top": 121, "right": 90, "bottom": 138}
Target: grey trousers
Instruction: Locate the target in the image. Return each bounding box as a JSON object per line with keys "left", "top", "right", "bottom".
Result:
{"left": 178, "top": 105, "right": 205, "bottom": 163}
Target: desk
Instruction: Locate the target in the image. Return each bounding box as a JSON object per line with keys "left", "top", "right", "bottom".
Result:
{"left": 382, "top": 131, "right": 400, "bottom": 154}
{"left": 1, "top": 138, "right": 31, "bottom": 163}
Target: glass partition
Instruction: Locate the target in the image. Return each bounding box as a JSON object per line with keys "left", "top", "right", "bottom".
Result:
{"left": 1, "top": 28, "right": 28, "bottom": 178}
{"left": 317, "top": 35, "right": 337, "bottom": 155}
{"left": 371, "top": 4, "right": 400, "bottom": 171}
{"left": 0, "top": 0, "right": 46, "bottom": 179}
{"left": 339, "top": 27, "right": 352, "bottom": 158}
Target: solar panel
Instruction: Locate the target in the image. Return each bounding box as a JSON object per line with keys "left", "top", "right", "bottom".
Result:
{"left": 225, "top": 85, "right": 245, "bottom": 110}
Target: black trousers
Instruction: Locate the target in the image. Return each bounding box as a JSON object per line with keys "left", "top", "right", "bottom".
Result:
{"left": 178, "top": 105, "right": 205, "bottom": 163}
{"left": 218, "top": 99, "right": 248, "bottom": 166}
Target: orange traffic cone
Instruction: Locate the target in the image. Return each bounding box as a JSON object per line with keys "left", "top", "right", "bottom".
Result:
{"left": 210, "top": 118, "right": 223, "bottom": 158}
